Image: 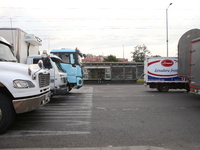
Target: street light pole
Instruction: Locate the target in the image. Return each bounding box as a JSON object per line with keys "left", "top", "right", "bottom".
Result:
{"left": 166, "top": 3, "right": 172, "bottom": 57}
{"left": 122, "top": 45, "right": 124, "bottom": 60}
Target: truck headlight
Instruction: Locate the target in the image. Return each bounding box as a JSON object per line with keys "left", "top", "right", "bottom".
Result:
{"left": 13, "top": 80, "right": 35, "bottom": 88}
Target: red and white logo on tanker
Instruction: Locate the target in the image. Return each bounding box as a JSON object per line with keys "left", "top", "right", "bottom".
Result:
{"left": 161, "top": 59, "right": 174, "bottom": 67}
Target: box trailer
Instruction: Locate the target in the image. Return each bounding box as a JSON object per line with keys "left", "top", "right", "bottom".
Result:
{"left": 0, "top": 28, "right": 41, "bottom": 64}
{"left": 189, "top": 37, "right": 200, "bottom": 94}
{"left": 144, "top": 57, "right": 189, "bottom": 92}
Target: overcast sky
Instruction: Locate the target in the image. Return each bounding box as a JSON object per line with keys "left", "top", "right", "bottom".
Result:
{"left": 1, "top": 0, "right": 200, "bottom": 61}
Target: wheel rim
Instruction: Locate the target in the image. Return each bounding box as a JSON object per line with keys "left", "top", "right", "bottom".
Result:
{"left": 161, "top": 84, "right": 169, "bottom": 92}
{"left": 163, "top": 85, "right": 167, "bottom": 90}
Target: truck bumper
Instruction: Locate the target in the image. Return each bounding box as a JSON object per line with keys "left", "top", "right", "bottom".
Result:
{"left": 12, "top": 91, "right": 51, "bottom": 114}
{"left": 52, "top": 86, "right": 69, "bottom": 95}
{"left": 76, "top": 77, "right": 83, "bottom": 88}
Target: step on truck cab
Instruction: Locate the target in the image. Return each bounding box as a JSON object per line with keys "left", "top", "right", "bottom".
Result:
{"left": 27, "top": 53, "right": 69, "bottom": 96}
{"left": 0, "top": 36, "right": 51, "bottom": 133}
{"left": 50, "top": 48, "right": 85, "bottom": 91}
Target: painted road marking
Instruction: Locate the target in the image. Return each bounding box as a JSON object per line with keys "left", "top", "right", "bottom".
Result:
{"left": 0, "top": 87, "right": 93, "bottom": 138}
{"left": 0, "top": 146, "right": 171, "bottom": 150}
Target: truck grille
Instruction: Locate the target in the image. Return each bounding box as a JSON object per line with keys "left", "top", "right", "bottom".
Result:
{"left": 39, "top": 73, "right": 50, "bottom": 88}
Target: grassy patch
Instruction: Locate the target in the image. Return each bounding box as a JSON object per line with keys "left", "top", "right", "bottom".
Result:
{"left": 136, "top": 79, "right": 144, "bottom": 83}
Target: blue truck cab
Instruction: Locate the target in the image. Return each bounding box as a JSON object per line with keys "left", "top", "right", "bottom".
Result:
{"left": 50, "top": 48, "right": 84, "bottom": 91}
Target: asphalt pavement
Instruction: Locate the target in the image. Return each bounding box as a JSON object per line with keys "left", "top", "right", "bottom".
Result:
{"left": 0, "top": 84, "right": 200, "bottom": 150}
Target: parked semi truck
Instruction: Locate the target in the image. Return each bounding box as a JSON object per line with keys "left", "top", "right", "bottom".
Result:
{"left": 178, "top": 28, "right": 200, "bottom": 95}
{"left": 0, "top": 36, "right": 50, "bottom": 133}
{"left": 27, "top": 54, "right": 69, "bottom": 96}
{"left": 50, "top": 48, "right": 85, "bottom": 91}
{"left": 144, "top": 57, "right": 189, "bottom": 92}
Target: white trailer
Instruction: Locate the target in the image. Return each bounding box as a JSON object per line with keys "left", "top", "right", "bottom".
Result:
{"left": 27, "top": 54, "right": 69, "bottom": 96}
{"left": 144, "top": 57, "right": 189, "bottom": 92}
{"left": 0, "top": 28, "right": 41, "bottom": 63}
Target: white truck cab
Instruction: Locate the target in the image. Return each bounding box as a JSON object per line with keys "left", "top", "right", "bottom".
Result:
{"left": 27, "top": 54, "right": 69, "bottom": 96}
{"left": 0, "top": 36, "right": 51, "bottom": 133}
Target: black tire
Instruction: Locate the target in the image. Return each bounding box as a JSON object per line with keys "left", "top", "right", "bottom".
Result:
{"left": 158, "top": 84, "right": 169, "bottom": 92}
{"left": 186, "top": 84, "right": 190, "bottom": 93}
{"left": 68, "top": 88, "right": 72, "bottom": 92}
{"left": 0, "top": 93, "right": 16, "bottom": 133}
{"left": 157, "top": 87, "right": 161, "bottom": 92}
{"left": 68, "top": 85, "right": 72, "bottom": 92}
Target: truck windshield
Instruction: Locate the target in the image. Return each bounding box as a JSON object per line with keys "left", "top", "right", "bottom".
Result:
{"left": 51, "top": 57, "right": 66, "bottom": 73}
{"left": 51, "top": 52, "right": 82, "bottom": 66}
{"left": 33, "top": 58, "right": 52, "bottom": 69}
{"left": 0, "top": 43, "right": 17, "bottom": 62}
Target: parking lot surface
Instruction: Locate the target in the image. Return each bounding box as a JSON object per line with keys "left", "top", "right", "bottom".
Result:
{"left": 1, "top": 84, "right": 200, "bottom": 150}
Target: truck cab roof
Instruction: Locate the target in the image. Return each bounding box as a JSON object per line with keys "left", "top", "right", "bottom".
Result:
{"left": 28, "top": 54, "right": 62, "bottom": 61}
{"left": 51, "top": 48, "right": 76, "bottom": 53}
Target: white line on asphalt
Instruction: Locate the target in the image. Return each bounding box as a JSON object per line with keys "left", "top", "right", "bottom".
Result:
{"left": 0, "top": 146, "right": 171, "bottom": 150}
{"left": 17, "top": 116, "right": 91, "bottom": 120}
{"left": 134, "top": 95, "right": 155, "bottom": 97}
{"left": 19, "top": 114, "right": 91, "bottom": 118}
{"left": 0, "top": 130, "right": 90, "bottom": 138}
{"left": 102, "top": 95, "right": 154, "bottom": 97}
{"left": 28, "top": 111, "right": 92, "bottom": 114}
{"left": 65, "top": 121, "right": 90, "bottom": 125}
{"left": 46, "top": 103, "right": 93, "bottom": 106}
{"left": 40, "top": 107, "right": 92, "bottom": 110}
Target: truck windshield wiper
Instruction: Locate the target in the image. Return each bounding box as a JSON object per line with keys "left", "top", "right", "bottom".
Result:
{"left": 0, "top": 58, "right": 8, "bottom": 61}
{"left": 8, "top": 60, "right": 17, "bottom": 62}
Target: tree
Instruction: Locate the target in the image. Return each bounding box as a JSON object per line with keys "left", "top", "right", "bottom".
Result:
{"left": 152, "top": 55, "right": 161, "bottom": 57}
{"left": 131, "top": 44, "right": 151, "bottom": 62}
{"left": 103, "top": 55, "right": 122, "bottom": 62}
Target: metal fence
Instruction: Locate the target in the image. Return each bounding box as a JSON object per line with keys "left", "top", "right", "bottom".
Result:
{"left": 83, "top": 62, "right": 144, "bottom": 81}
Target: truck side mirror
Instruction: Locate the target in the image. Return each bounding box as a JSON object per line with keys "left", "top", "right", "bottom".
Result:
{"left": 70, "top": 54, "right": 75, "bottom": 65}
{"left": 42, "top": 57, "right": 52, "bottom": 69}
{"left": 38, "top": 60, "right": 43, "bottom": 69}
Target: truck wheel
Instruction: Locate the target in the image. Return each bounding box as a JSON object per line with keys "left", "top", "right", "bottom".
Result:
{"left": 158, "top": 84, "right": 169, "bottom": 92}
{"left": 186, "top": 84, "right": 190, "bottom": 93}
{"left": 68, "top": 87, "right": 72, "bottom": 92}
{"left": 0, "top": 93, "right": 16, "bottom": 133}
{"left": 156, "top": 87, "right": 160, "bottom": 92}
{"left": 68, "top": 85, "right": 72, "bottom": 92}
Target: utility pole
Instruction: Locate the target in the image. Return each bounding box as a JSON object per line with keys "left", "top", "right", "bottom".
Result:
{"left": 122, "top": 45, "right": 124, "bottom": 60}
